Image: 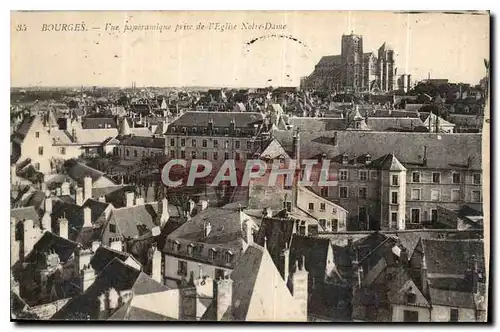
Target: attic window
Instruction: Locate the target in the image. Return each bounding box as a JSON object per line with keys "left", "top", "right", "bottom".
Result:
{"left": 173, "top": 240, "right": 181, "bottom": 252}
{"left": 171, "top": 126, "right": 176, "bottom": 132}
{"left": 209, "top": 248, "right": 217, "bottom": 261}
{"left": 187, "top": 243, "right": 194, "bottom": 256}
{"left": 406, "top": 288, "right": 417, "bottom": 304}
{"left": 224, "top": 251, "right": 234, "bottom": 263}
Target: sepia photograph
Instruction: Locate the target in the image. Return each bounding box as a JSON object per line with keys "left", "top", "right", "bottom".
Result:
{"left": 9, "top": 10, "right": 490, "bottom": 322}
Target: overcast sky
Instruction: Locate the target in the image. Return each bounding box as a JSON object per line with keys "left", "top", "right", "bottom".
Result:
{"left": 11, "top": 11, "right": 489, "bottom": 88}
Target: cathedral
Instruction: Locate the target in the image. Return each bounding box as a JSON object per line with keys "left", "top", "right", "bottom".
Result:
{"left": 302, "top": 33, "right": 397, "bottom": 93}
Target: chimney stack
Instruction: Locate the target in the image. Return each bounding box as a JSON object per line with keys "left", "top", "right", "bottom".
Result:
{"left": 282, "top": 242, "right": 290, "bottom": 284}
{"left": 159, "top": 197, "right": 170, "bottom": 226}
{"left": 83, "top": 206, "right": 92, "bottom": 228}
{"left": 107, "top": 288, "right": 120, "bottom": 312}
{"left": 214, "top": 277, "right": 233, "bottom": 321}
{"left": 204, "top": 222, "right": 212, "bottom": 239}
{"left": 23, "top": 219, "right": 37, "bottom": 258}
{"left": 291, "top": 256, "right": 308, "bottom": 320}
{"left": 80, "top": 264, "right": 95, "bottom": 292}
{"left": 83, "top": 176, "right": 92, "bottom": 202}
{"left": 125, "top": 191, "right": 135, "bottom": 207}
{"left": 92, "top": 240, "right": 101, "bottom": 253}
{"left": 61, "top": 181, "right": 70, "bottom": 196}
{"left": 11, "top": 164, "right": 16, "bottom": 184}
{"left": 98, "top": 195, "right": 106, "bottom": 203}
{"left": 42, "top": 197, "right": 52, "bottom": 232}
{"left": 135, "top": 195, "right": 145, "bottom": 206}
{"left": 58, "top": 217, "right": 68, "bottom": 239}
{"left": 150, "top": 242, "right": 162, "bottom": 283}
{"left": 75, "top": 187, "right": 84, "bottom": 206}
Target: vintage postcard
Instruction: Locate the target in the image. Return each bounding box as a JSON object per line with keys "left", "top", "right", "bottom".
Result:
{"left": 10, "top": 10, "right": 490, "bottom": 322}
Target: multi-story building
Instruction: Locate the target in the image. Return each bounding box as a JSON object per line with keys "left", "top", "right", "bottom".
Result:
{"left": 164, "top": 112, "right": 265, "bottom": 164}
{"left": 267, "top": 129, "right": 482, "bottom": 231}
{"left": 377, "top": 43, "right": 395, "bottom": 92}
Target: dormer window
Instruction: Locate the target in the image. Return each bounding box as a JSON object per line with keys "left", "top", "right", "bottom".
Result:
{"left": 171, "top": 126, "right": 176, "bottom": 132}
{"left": 182, "top": 127, "right": 187, "bottom": 133}
{"left": 224, "top": 251, "right": 234, "bottom": 263}
{"left": 173, "top": 240, "right": 181, "bottom": 252}
{"left": 406, "top": 288, "right": 417, "bottom": 304}
{"left": 209, "top": 248, "right": 217, "bottom": 261}
{"left": 187, "top": 243, "right": 194, "bottom": 256}
{"left": 342, "top": 154, "right": 348, "bottom": 165}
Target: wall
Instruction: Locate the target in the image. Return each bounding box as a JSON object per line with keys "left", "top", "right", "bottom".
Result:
{"left": 431, "top": 305, "right": 477, "bottom": 322}
{"left": 164, "top": 254, "right": 232, "bottom": 281}
{"left": 118, "top": 145, "right": 164, "bottom": 161}
{"left": 15, "top": 117, "right": 54, "bottom": 174}
{"left": 296, "top": 186, "right": 347, "bottom": 231}
{"left": 391, "top": 304, "right": 431, "bottom": 322}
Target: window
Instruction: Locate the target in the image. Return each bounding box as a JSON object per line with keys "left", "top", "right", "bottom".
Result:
{"left": 370, "top": 170, "right": 378, "bottom": 180}
{"left": 411, "top": 189, "right": 421, "bottom": 201}
{"left": 202, "top": 151, "right": 208, "bottom": 160}
{"left": 180, "top": 150, "right": 186, "bottom": 159}
{"left": 215, "top": 268, "right": 225, "bottom": 280}
{"left": 247, "top": 141, "right": 252, "bottom": 150}
{"left": 224, "top": 152, "right": 229, "bottom": 160}
{"left": 170, "top": 150, "right": 176, "bottom": 158}
{"left": 224, "top": 140, "right": 229, "bottom": 149}
{"left": 406, "top": 291, "right": 416, "bottom": 304}
{"left": 472, "top": 191, "right": 481, "bottom": 202}
{"left": 431, "top": 209, "right": 438, "bottom": 223}
{"left": 432, "top": 172, "right": 441, "bottom": 183}
{"left": 320, "top": 203, "right": 326, "bottom": 211}
{"left": 213, "top": 152, "right": 218, "bottom": 160}
{"left": 404, "top": 310, "right": 419, "bottom": 322}
{"left": 191, "top": 151, "right": 196, "bottom": 159}
{"left": 38, "top": 146, "right": 44, "bottom": 156}
{"left": 412, "top": 172, "right": 420, "bottom": 183}
{"left": 180, "top": 139, "right": 186, "bottom": 147}
{"left": 187, "top": 244, "right": 194, "bottom": 256}
{"left": 452, "top": 173, "right": 461, "bottom": 184}
{"left": 192, "top": 139, "right": 197, "bottom": 147}
{"left": 224, "top": 251, "right": 233, "bottom": 263}
{"left": 431, "top": 189, "right": 440, "bottom": 201}
{"left": 332, "top": 219, "right": 339, "bottom": 232}
{"left": 170, "top": 138, "right": 175, "bottom": 146}
{"left": 134, "top": 150, "right": 138, "bottom": 158}
{"left": 359, "top": 187, "right": 367, "bottom": 199}
{"left": 209, "top": 248, "right": 217, "bottom": 261}
{"left": 319, "top": 219, "right": 326, "bottom": 229}
{"left": 34, "top": 163, "right": 40, "bottom": 171}
{"left": 391, "top": 212, "right": 398, "bottom": 225}
{"left": 202, "top": 140, "right": 207, "bottom": 148}
{"left": 109, "top": 224, "right": 116, "bottom": 233}
{"left": 473, "top": 173, "right": 481, "bottom": 185}
{"left": 171, "top": 126, "right": 176, "bottom": 132}
{"left": 411, "top": 209, "right": 420, "bottom": 223}
{"left": 213, "top": 140, "right": 219, "bottom": 148}
{"left": 235, "top": 152, "right": 240, "bottom": 161}
{"left": 35, "top": 132, "right": 40, "bottom": 138}
{"left": 126, "top": 150, "right": 130, "bottom": 157}
{"left": 391, "top": 191, "right": 398, "bottom": 204}
{"left": 320, "top": 187, "right": 329, "bottom": 197}
{"left": 339, "top": 186, "right": 348, "bottom": 198}
{"left": 340, "top": 170, "right": 348, "bottom": 181}
{"left": 450, "top": 308, "right": 459, "bottom": 322}
{"left": 451, "top": 189, "right": 460, "bottom": 202}
{"left": 391, "top": 174, "right": 399, "bottom": 186}
{"left": 60, "top": 147, "right": 66, "bottom": 155}
{"left": 178, "top": 260, "right": 187, "bottom": 277}
{"left": 235, "top": 140, "right": 240, "bottom": 149}
{"left": 308, "top": 203, "right": 314, "bottom": 211}
{"left": 359, "top": 170, "right": 368, "bottom": 182}
{"left": 285, "top": 201, "right": 292, "bottom": 212}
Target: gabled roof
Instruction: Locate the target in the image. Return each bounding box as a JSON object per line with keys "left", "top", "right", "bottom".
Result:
{"left": 52, "top": 258, "right": 169, "bottom": 320}
{"left": 90, "top": 245, "right": 140, "bottom": 273}
{"left": 118, "top": 135, "right": 165, "bottom": 149}
{"left": 65, "top": 160, "right": 111, "bottom": 186}
{"left": 316, "top": 55, "right": 342, "bottom": 68}
{"left": 11, "top": 206, "right": 42, "bottom": 228}
{"left": 12, "top": 115, "right": 36, "bottom": 142}
{"left": 371, "top": 154, "right": 407, "bottom": 171}
{"left": 108, "top": 203, "right": 161, "bottom": 239}
{"left": 82, "top": 117, "right": 118, "bottom": 129}
{"left": 287, "top": 117, "right": 346, "bottom": 131}
{"left": 25, "top": 231, "right": 79, "bottom": 263}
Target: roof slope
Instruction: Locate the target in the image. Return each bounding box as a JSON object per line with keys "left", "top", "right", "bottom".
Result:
{"left": 170, "top": 112, "right": 264, "bottom": 128}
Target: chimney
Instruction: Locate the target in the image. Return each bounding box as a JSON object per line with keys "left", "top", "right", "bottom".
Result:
{"left": 75, "top": 247, "right": 93, "bottom": 272}
{"left": 150, "top": 243, "right": 162, "bottom": 283}
{"left": 107, "top": 288, "right": 120, "bottom": 311}
{"left": 291, "top": 257, "right": 308, "bottom": 320}
{"left": 83, "top": 206, "right": 92, "bottom": 228}
{"left": 282, "top": 242, "right": 290, "bottom": 284}
{"left": 365, "top": 154, "right": 372, "bottom": 165}
{"left": 118, "top": 289, "right": 134, "bottom": 306}
{"left": 42, "top": 198, "right": 52, "bottom": 232}
{"left": 10, "top": 164, "right": 16, "bottom": 184}
{"left": 204, "top": 222, "right": 212, "bottom": 238}
{"left": 75, "top": 187, "right": 84, "bottom": 206}
{"left": 110, "top": 236, "right": 123, "bottom": 251}
{"left": 83, "top": 176, "right": 92, "bottom": 202}
{"left": 245, "top": 220, "right": 253, "bottom": 246}
{"left": 125, "top": 191, "right": 135, "bottom": 207}
{"left": 92, "top": 240, "right": 101, "bottom": 252}
{"left": 214, "top": 277, "right": 233, "bottom": 321}
{"left": 56, "top": 187, "right": 62, "bottom": 196}
{"left": 61, "top": 181, "right": 70, "bottom": 196}
{"left": 198, "top": 200, "right": 209, "bottom": 212}
{"left": 80, "top": 264, "right": 95, "bottom": 292}
{"left": 262, "top": 207, "right": 273, "bottom": 218}
{"left": 58, "top": 217, "right": 68, "bottom": 239}
{"left": 11, "top": 218, "right": 19, "bottom": 265}
{"left": 45, "top": 196, "right": 53, "bottom": 213}
{"left": 98, "top": 195, "right": 106, "bottom": 203}
{"left": 23, "top": 219, "right": 36, "bottom": 258}
{"left": 135, "top": 195, "right": 145, "bottom": 206}
{"left": 159, "top": 197, "right": 170, "bottom": 226}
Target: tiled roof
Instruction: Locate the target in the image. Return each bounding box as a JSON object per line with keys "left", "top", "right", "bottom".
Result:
{"left": 65, "top": 160, "right": 115, "bottom": 186}
{"left": 289, "top": 235, "right": 331, "bottom": 279}
{"left": 91, "top": 185, "right": 136, "bottom": 207}
{"left": 272, "top": 130, "right": 482, "bottom": 170}
{"left": 11, "top": 206, "right": 41, "bottom": 226}
{"left": 287, "top": 117, "right": 346, "bottom": 131}
{"left": 365, "top": 117, "right": 426, "bottom": 131}
{"left": 119, "top": 135, "right": 165, "bottom": 149}
{"left": 25, "top": 231, "right": 79, "bottom": 263}
{"left": 422, "top": 239, "right": 485, "bottom": 276}
{"left": 316, "top": 55, "right": 342, "bottom": 68}
{"left": 14, "top": 115, "right": 36, "bottom": 141}
{"left": 108, "top": 203, "right": 161, "bottom": 239}
{"left": 82, "top": 117, "right": 118, "bottom": 129}
{"left": 428, "top": 286, "right": 475, "bottom": 309}
{"left": 170, "top": 111, "right": 264, "bottom": 128}
{"left": 90, "top": 245, "right": 135, "bottom": 273}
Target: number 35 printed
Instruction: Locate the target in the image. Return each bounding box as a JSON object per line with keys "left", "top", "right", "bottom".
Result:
{"left": 15, "top": 24, "right": 27, "bottom": 32}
